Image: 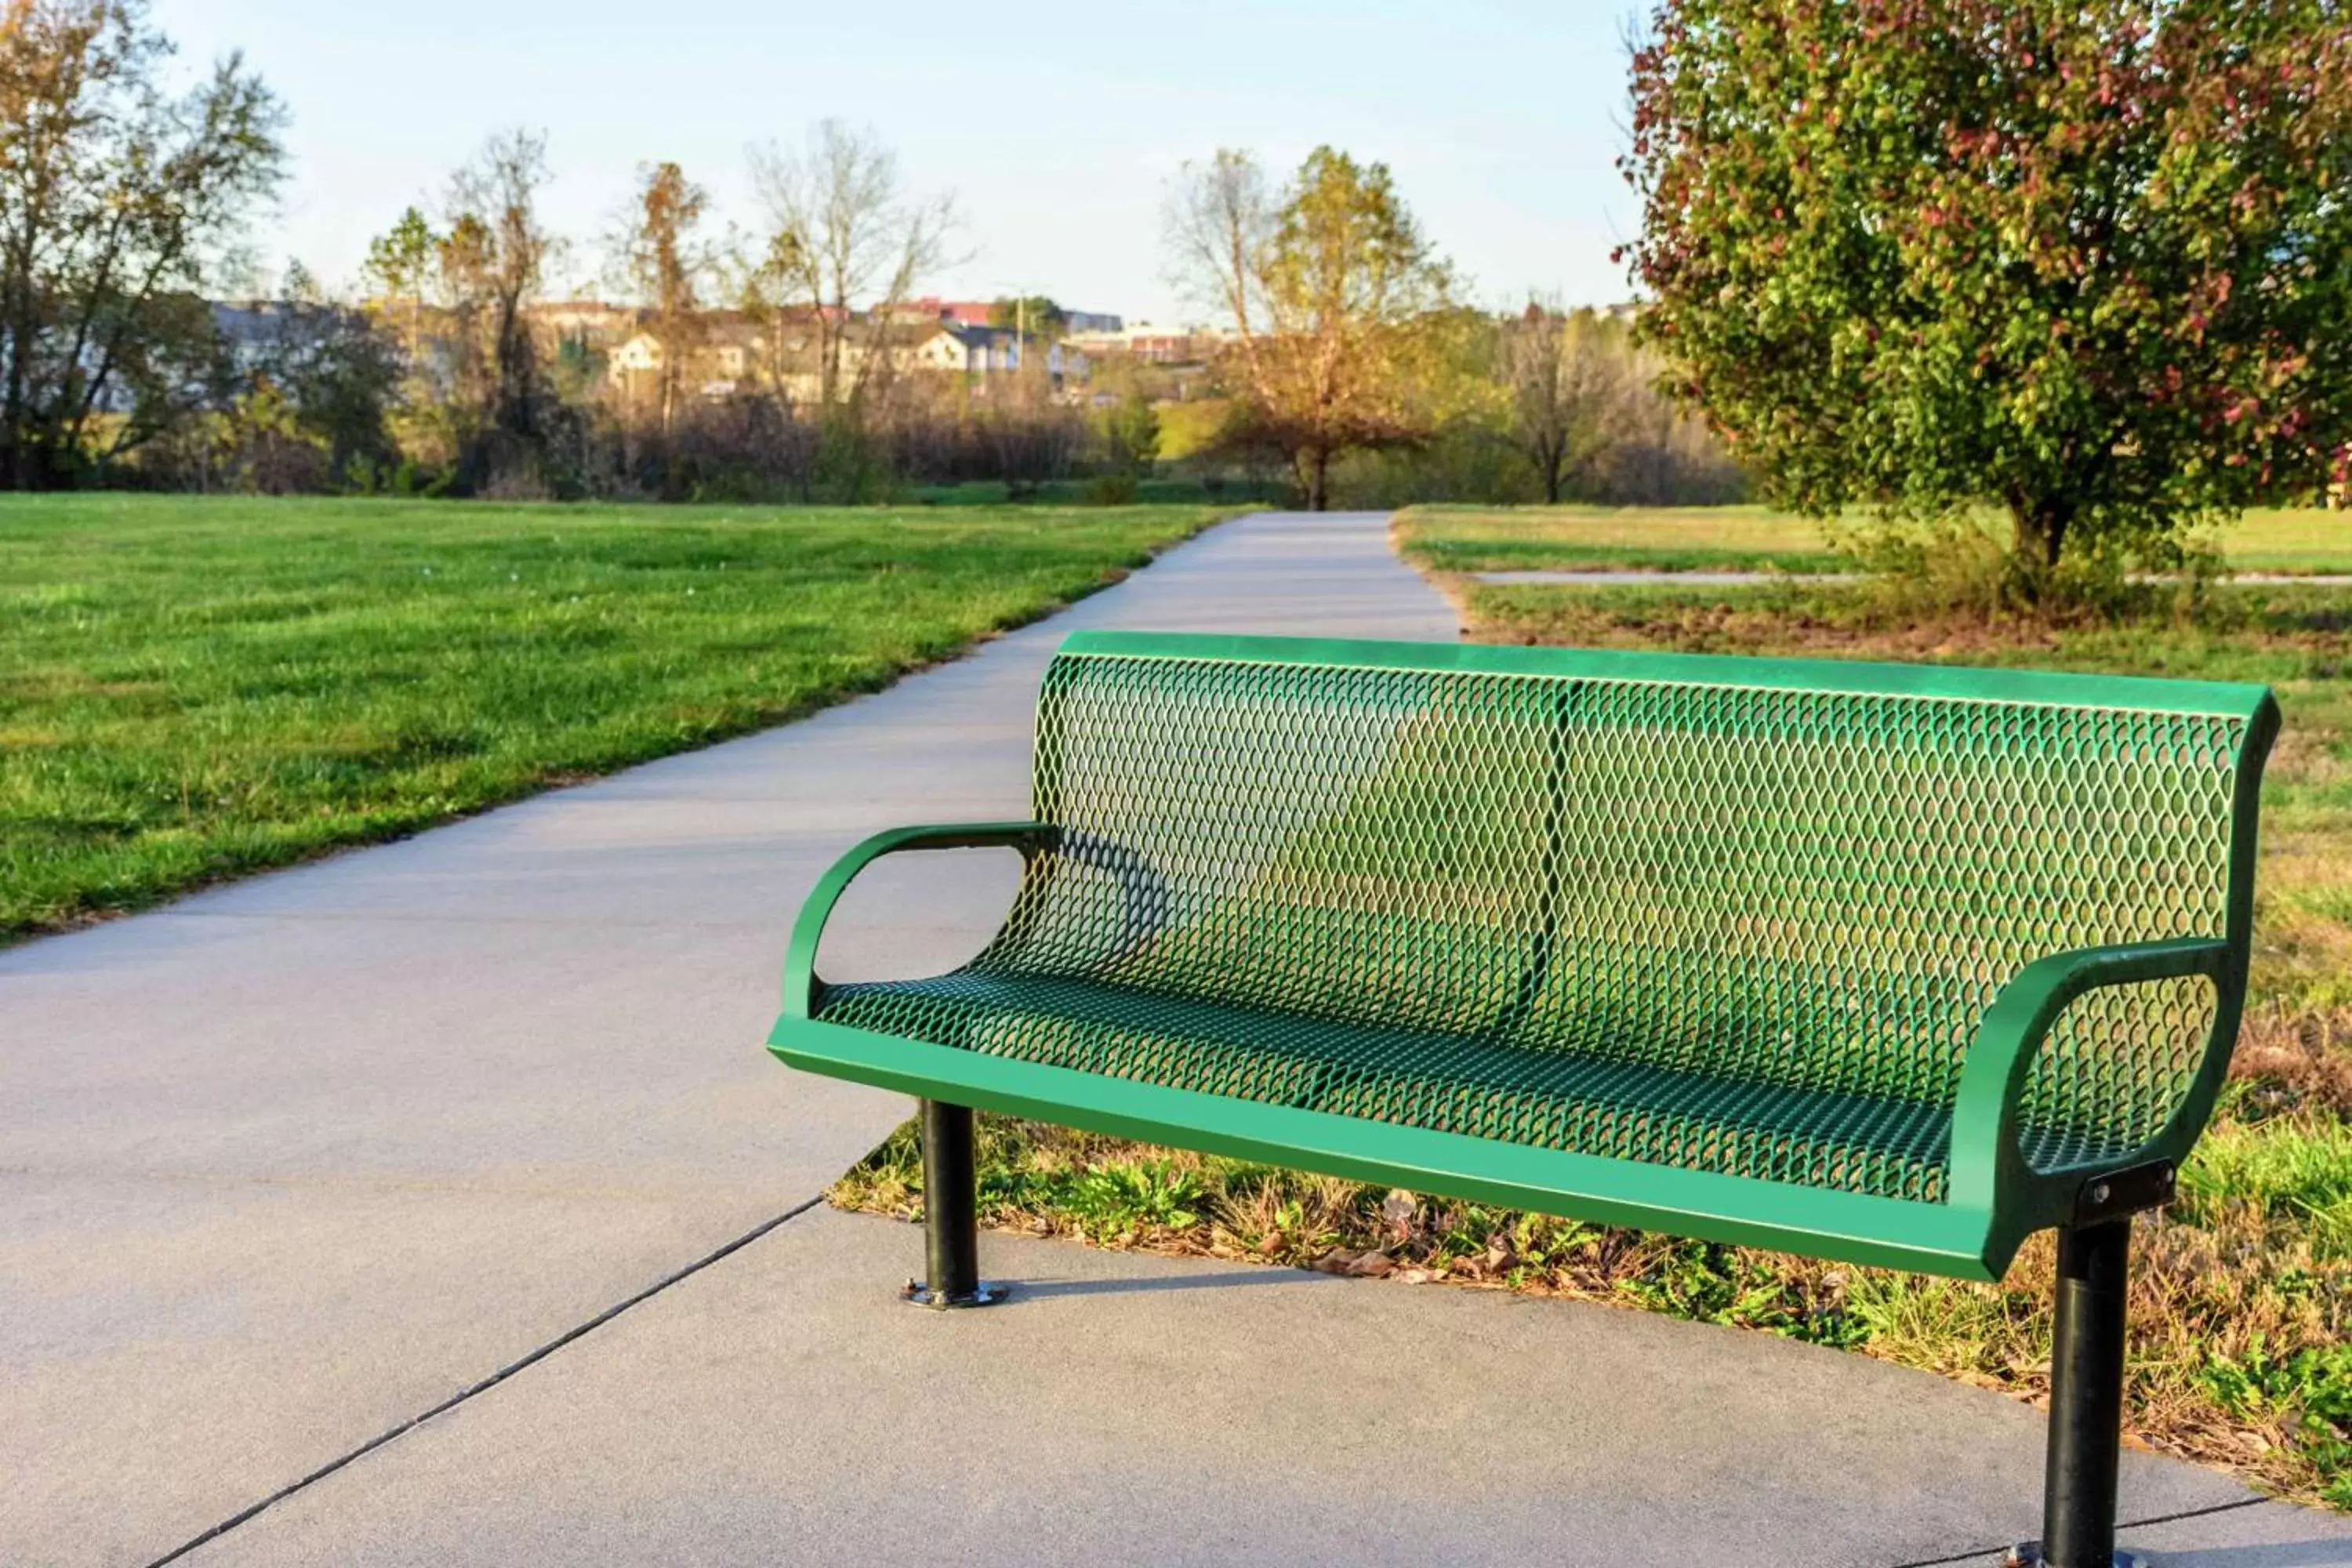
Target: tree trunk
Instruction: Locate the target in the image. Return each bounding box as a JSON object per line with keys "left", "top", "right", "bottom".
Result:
{"left": 1308, "top": 448, "right": 1330, "bottom": 512}
{"left": 2009, "top": 496, "right": 2071, "bottom": 574}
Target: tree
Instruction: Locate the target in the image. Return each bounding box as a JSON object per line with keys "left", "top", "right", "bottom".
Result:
{"left": 746, "top": 120, "right": 953, "bottom": 409}
{"left": 988, "top": 294, "right": 1066, "bottom": 341}
{"left": 1501, "top": 303, "right": 1624, "bottom": 504}
{"left": 363, "top": 205, "right": 437, "bottom": 361}
{"left": 0, "top": 0, "right": 286, "bottom": 488}
{"left": 222, "top": 292, "right": 401, "bottom": 488}
{"left": 611, "top": 161, "right": 711, "bottom": 431}
{"left": 1167, "top": 146, "right": 1453, "bottom": 510}
{"left": 1623, "top": 0, "right": 2352, "bottom": 590}
{"left": 440, "top": 129, "right": 559, "bottom": 488}
{"left": 1097, "top": 390, "right": 1160, "bottom": 477}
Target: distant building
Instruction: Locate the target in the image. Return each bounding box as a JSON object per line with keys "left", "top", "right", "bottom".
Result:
{"left": 895, "top": 299, "right": 1123, "bottom": 335}
{"left": 601, "top": 312, "right": 1090, "bottom": 404}
{"left": 210, "top": 297, "right": 377, "bottom": 373}
{"left": 1065, "top": 321, "right": 1227, "bottom": 365}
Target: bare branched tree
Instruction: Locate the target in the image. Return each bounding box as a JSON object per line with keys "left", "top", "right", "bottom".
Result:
{"left": 744, "top": 120, "right": 953, "bottom": 408}
{"left": 981, "top": 360, "right": 1083, "bottom": 498}
{"left": 0, "top": 0, "right": 286, "bottom": 488}
{"left": 441, "top": 129, "right": 560, "bottom": 485}
{"left": 1501, "top": 303, "right": 1622, "bottom": 504}
{"left": 1163, "top": 149, "right": 1271, "bottom": 339}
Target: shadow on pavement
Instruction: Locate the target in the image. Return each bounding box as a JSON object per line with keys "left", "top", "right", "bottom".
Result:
{"left": 1008, "top": 1266, "right": 1324, "bottom": 1300}
{"left": 2137, "top": 1543, "right": 2352, "bottom": 1567}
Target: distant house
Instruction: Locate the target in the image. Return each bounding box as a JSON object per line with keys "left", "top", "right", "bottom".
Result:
{"left": 908, "top": 325, "right": 973, "bottom": 374}
{"left": 606, "top": 332, "right": 664, "bottom": 384}
{"left": 930, "top": 323, "right": 1090, "bottom": 388}
{"left": 603, "top": 311, "right": 780, "bottom": 400}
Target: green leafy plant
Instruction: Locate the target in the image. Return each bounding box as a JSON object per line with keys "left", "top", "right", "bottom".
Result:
{"left": 1621, "top": 0, "right": 2352, "bottom": 597}
{"left": 1064, "top": 1162, "right": 1204, "bottom": 1238}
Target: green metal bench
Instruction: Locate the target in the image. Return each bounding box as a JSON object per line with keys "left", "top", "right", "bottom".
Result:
{"left": 768, "top": 630, "right": 2275, "bottom": 1568}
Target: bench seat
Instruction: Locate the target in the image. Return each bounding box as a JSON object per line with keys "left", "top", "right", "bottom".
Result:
{"left": 814, "top": 971, "right": 1957, "bottom": 1202}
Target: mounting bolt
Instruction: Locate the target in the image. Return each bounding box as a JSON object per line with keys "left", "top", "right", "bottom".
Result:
{"left": 2089, "top": 1181, "right": 2111, "bottom": 1206}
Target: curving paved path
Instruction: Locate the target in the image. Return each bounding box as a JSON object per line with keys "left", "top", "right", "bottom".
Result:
{"left": 4, "top": 512, "right": 2345, "bottom": 1566}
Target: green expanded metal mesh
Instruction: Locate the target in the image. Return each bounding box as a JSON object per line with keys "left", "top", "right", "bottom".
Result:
{"left": 815, "top": 643, "right": 2250, "bottom": 1203}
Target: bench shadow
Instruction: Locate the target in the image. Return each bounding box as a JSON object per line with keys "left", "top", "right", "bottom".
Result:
{"left": 1010, "top": 1267, "right": 1323, "bottom": 1300}
{"left": 2130, "top": 1541, "right": 2352, "bottom": 1566}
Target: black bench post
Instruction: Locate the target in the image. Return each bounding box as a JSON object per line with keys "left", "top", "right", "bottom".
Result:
{"left": 911, "top": 1099, "right": 1004, "bottom": 1308}
{"left": 2020, "top": 1218, "right": 2135, "bottom": 1568}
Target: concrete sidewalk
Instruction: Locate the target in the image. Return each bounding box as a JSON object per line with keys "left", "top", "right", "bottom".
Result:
{"left": 179, "top": 1207, "right": 2352, "bottom": 1568}
{"left": 1, "top": 511, "right": 1453, "bottom": 1567}
{"left": 6, "top": 510, "right": 2346, "bottom": 1566}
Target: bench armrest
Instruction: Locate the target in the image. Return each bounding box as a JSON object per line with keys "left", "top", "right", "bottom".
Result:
{"left": 1947, "top": 936, "right": 2237, "bottom": 1225}
{"left": 780, "top": 822, "right": 1056, "bottom": 1022}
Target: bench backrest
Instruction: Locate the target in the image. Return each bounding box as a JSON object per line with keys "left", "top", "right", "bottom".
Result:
{"left": 1000, "top": 633, "right": 2274, "bottom": 1177}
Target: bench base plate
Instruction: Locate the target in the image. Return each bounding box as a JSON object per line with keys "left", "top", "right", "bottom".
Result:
{"left": 901, "top": 1278, "right": 1011, "bottom": 1311}
{"left": 2005, "top": 1545, "right": 2138, "bottom": 1567}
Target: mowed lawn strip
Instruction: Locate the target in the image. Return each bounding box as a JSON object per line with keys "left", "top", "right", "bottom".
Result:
{"left": 1454, "top": 575, "right": 2352, "bottom": 1024}
{"left": 0, "top": 493, "right": 1227, "bottom": 941}
{"left": 1397, "top": 503, "right": 2352, "bottom": 577}
{"left": 1397, "top": 503, "right": 1843, "bottom": 574}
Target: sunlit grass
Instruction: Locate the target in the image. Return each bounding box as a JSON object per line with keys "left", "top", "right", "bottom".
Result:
{"left": 1398, "top": 503, "right": 1842, "bottom": 574}
{"left": 0, "top": 492, "right": 1225, "bottom": 940}
{"left": 1396, "top": 503, "right": 2352, "bottom": 577}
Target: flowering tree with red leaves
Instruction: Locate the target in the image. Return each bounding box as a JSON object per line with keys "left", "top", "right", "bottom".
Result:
{"left": 1621, "top": 0, "right": 2352, "bottom": 586}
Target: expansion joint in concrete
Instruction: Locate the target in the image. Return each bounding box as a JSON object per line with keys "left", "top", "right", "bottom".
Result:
{"left": 143, "top": 1193, "right": 831, "bottom": 1568}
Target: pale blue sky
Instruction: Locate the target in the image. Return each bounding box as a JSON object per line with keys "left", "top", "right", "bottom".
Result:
{"left": 151, "top": 0, "right": 1646, "bottom": 323}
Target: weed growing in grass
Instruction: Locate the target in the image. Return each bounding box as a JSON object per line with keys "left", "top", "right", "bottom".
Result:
{"left": 2179, "top": 1107, "right": 2352, "bottom": 1262}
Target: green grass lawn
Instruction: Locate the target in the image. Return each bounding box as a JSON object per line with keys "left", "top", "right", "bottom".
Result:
{"left": 1399, "top": 503, "right": 1844, "bottom": 574}
{"left": 1397, "top": 503, "right": 2352, "bottom": 576}
{"left": 833, "top": 561, "right": 2352, "bottom": 1512}
{"left": 902, "top": 475, "right": 1287, "bottom": 508}
{"left": 0, "top": 492, "right": 1228, "bottom": 941}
